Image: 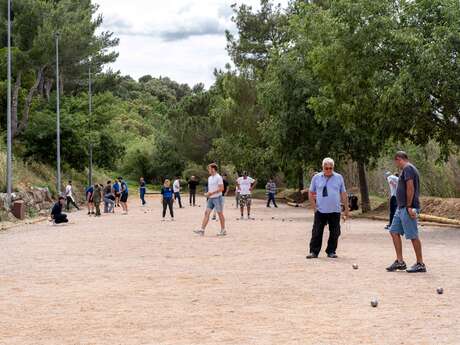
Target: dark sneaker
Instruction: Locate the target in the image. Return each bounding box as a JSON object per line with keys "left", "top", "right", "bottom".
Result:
{"left": 327, "top": 253, "right": 338, "bottom": 258}
{"left": 384, "top": 225, "right": 390, "bottom": 230}
{"left": 386, "top": 260, "right": 407, "bottom": 272}
{"left": 306, "top": 253, "right": 318, "bottom": 259}
{"left": 406, "top": 262, "right": 426, "bottom": 273}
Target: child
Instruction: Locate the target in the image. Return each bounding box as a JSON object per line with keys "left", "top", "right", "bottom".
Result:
{"left": 93, "top": 183, "right": 103, "bottom": 216}
{"left": 161, "top": 179, "right": 174, "bottom": 221}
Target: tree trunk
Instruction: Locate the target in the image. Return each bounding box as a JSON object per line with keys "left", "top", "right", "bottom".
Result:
{"left": 45, "top": 78, "right": 53, "bottom": 102}
{"left": 357, "top": 161, "right": 371, "bottom": 213}
{"left": 17, "top": 66, "right": 45, "bottom": 135}
{"left": 298, "top": 166, "right": 304, "bottom": 191}
{"left": 11, "top": 71, "right": 22, "bottom": 138}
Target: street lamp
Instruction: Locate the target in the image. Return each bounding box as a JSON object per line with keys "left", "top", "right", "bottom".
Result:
{"left": 55, "top": 32, "right": 61, "bottom": 194}
{"left": 88, "top": 61, "right": 93, "bottom": 187}
{"left": 6, "top": 0, "right": 13, "bottom": 200}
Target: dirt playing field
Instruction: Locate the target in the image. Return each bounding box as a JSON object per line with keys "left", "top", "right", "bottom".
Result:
{"left": 1, "top": 195, "right": 459, "bottom": 345}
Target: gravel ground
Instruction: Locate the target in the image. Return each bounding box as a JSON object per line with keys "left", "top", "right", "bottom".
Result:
{"left": 1, "top": 195, "right": 459, "bottom": 345}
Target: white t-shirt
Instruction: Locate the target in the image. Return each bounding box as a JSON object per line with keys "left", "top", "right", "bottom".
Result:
{"left": 173, "top": 179, "right": 180, "bottom": 193}
{"left": 65, "top": 184, "right": 73, "bottom": 198}
{"left": 208, "top": 173, "right": 223, "bottom": 199}
{"left": 237, "top": 177, "right": 255, "bottom": 195}
{"left": 387, "top": 175, "right": 399, "bottom": 197}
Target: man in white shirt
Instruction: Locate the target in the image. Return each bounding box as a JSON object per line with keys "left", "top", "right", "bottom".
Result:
{"left": 237, "top": 171, "right": 257, "bottom": 220}
{"left": 173, "top": 177, "right": 183, "bottom": 208}
{"left": 194, "top": 163, "right": 226, "bottom": 237}
{"left": 385, "top": 171, "right": 399, "bottom": 229}
{"left": 65, "top": 180, "right": 79, "bottom": 211}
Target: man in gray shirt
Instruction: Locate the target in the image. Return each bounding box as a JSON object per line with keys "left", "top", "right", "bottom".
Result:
{"left": 387, "top": 151, "right": 426, "bottom": 273}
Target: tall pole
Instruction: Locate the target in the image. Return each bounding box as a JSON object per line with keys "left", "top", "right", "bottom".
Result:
{"left": 6, "top": 0, "right": 13, "bottom": 199}
{"left": 55, "top": 33, "right": 61, "bottom": 195}
{"left": 88, "top": 64, "right": 93, "bottom": 187}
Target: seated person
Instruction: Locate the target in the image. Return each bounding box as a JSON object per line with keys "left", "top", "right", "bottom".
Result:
{"left": 51, "top": 196, "right": 69, "bottom": 224}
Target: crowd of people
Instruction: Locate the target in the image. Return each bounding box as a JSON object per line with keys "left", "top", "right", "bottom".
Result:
{"left": 50, "top": 151, "right": 426, "bottom": 274}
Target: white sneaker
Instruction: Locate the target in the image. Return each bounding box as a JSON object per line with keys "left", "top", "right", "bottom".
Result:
{"left": 217, "top": 229, "right": 227, "bottom": 237}
{"left": 193, "top": 229, "right": 205, "bottom": 236}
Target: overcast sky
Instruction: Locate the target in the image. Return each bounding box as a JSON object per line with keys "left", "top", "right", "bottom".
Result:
{"left": 94, "top": 0, "right": 288, "bottom": 87}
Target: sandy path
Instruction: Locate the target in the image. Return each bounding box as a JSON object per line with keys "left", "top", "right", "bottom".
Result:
{"left": 1, "top": 195, "right": 459, "bottom": 345}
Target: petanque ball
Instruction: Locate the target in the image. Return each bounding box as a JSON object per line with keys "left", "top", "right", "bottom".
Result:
{"left": 437, "top": 287, "right": 444, "bottom": 295}
{"left": 352, "top": 263, "right": 359, "bottom": 270}
{"left": 371, "top": 299, "right": 378, "bottom": 308}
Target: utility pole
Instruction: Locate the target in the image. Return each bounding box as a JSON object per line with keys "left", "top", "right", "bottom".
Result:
{"left": 55, "top": 33, "right": 61, "bottom": 195}
{"left": 88, "top": 63, "right": 93, "bottom": 187}
{"left": 6, "top": 0, "right": 13, "bottom": 200}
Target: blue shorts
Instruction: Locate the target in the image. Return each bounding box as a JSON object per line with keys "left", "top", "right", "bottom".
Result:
{"left": 389, "top": 207, "right": 420, "bottom": 239}
{"left": 207, "top": 196, "right": 224, "bottom": 213}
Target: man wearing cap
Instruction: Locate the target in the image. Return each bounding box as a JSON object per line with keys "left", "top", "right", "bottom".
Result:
{"left": 306, "top": 158, "right": 349, "bottom": 259}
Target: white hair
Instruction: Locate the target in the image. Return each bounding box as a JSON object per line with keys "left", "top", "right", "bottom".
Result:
{"left": 322, "top": 157, "right": 335, "bottom": 167}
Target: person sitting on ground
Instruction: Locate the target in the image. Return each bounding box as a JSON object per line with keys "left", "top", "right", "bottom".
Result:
{"left": 103, "top": 180, "right": 115, "bottom": 213}
{"left": 51, "top": 196, "right": 69, "bottom": 224}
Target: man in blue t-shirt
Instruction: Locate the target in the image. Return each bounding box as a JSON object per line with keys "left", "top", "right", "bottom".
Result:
{"left": 113, "top": 179, "right": 121, "bottom": 207}
{"left": 306, "top": 158, "right": 349, "bottom": 259}
{"left": 119, "top": 177, "right": 129, "bottom": 215}
{"left": 387, "top": 151, "right": 426, "bottom": 273}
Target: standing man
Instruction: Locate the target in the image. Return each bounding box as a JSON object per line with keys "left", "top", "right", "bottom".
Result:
{"left": 139, "top": 177, "right": 147, "bottom": 206}
{"left": 266, "top": 177, "right": 278, "bottom": 208}
{"left": 119, "top": 177, "right": 129, "bottom": 215}
{"left": 194, "top": 163, "right": 226, "bottom": 237}
{"left": 86, "top": 184, "right": 94, "bottom": 215}
{"left": 113, "top": 178, "right": 121, "bottom": 207}
{"left": 306, "top": 158, "right": 349, "bottom": 259}
{"left": 188, "top": 176, "right": 199, "bottom": 207}
{"left": 212, "top": 173, "right": 229, "bottom": 220}
{"left": 386, "top": 151, "right": 426, "bottom": 273}
{"left": 235, "top": 174, "right": 241, "bottom": 208}
{"left": 173, "top": 176, "right": 183, "bottom": 208}
{"left": 93, "top": 183, "right": 103, "bottom": 217}
{"left": 65, "top": 180, "right": 79, "bottom": 211}
{"left": 384, "top": 171, "right": 399, "bottom": 230}
{"left": 236, "top": 172, "right": 257, "bottom": 220}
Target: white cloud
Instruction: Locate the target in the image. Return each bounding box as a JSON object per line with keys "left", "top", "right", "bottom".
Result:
{"left": 94, "top": 0, "right": 288, "bottom": 87}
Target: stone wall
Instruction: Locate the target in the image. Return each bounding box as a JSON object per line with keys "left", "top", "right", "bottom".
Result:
{"left": 0, "top": 187, "right": 54, "bottom": 221}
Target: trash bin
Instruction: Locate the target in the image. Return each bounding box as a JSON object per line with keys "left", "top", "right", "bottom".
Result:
{"left": 12, "top": 200, "right": 25, "bottom": 220}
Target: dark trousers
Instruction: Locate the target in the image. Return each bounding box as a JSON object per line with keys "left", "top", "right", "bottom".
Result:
{"left": 309, "top": 211, "right": 341, "bottom": 255}
{"left": 389, "top": 195, "right": 397, "bottom": 226}
{"left": 94, "top": 202, "right": 101, "bottom": 216}
{"left": 189, "top": 190, "right": 196, "bottom": 206}
{"left": 54, "top": 214, "right": 68, "bottom": 224}
{"left": 267, "top": 193, "right": 278, "bottom": 207}
{"left": 66, "top": 197, "right": 79, "bottom": 211}
{"left": 174, "top": 192, "right": 183, "bottom": 208}
{"left": 140, "top": 188, "right": 146, "bottom": 205}
{"left": 162, "top": 198, "right": 174, "bottom": 218}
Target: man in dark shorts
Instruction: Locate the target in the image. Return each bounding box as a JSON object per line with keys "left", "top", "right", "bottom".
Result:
{"left": 51, "top": 196, "right": 69, "bottom": 224}
{"left": 188, "top": 176, "right": 199, "bottom": 206}
{"left": 113, "top": 179, "right": 121, "bottom": 207}
{"left": 386, "top": 151, "right": 426, "bottom": 273}
{"left": 86, "top": 184, "right": 94, "bottom": 215}
{"left": 119, "top": 177, "right": 129, "bottom": 214}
